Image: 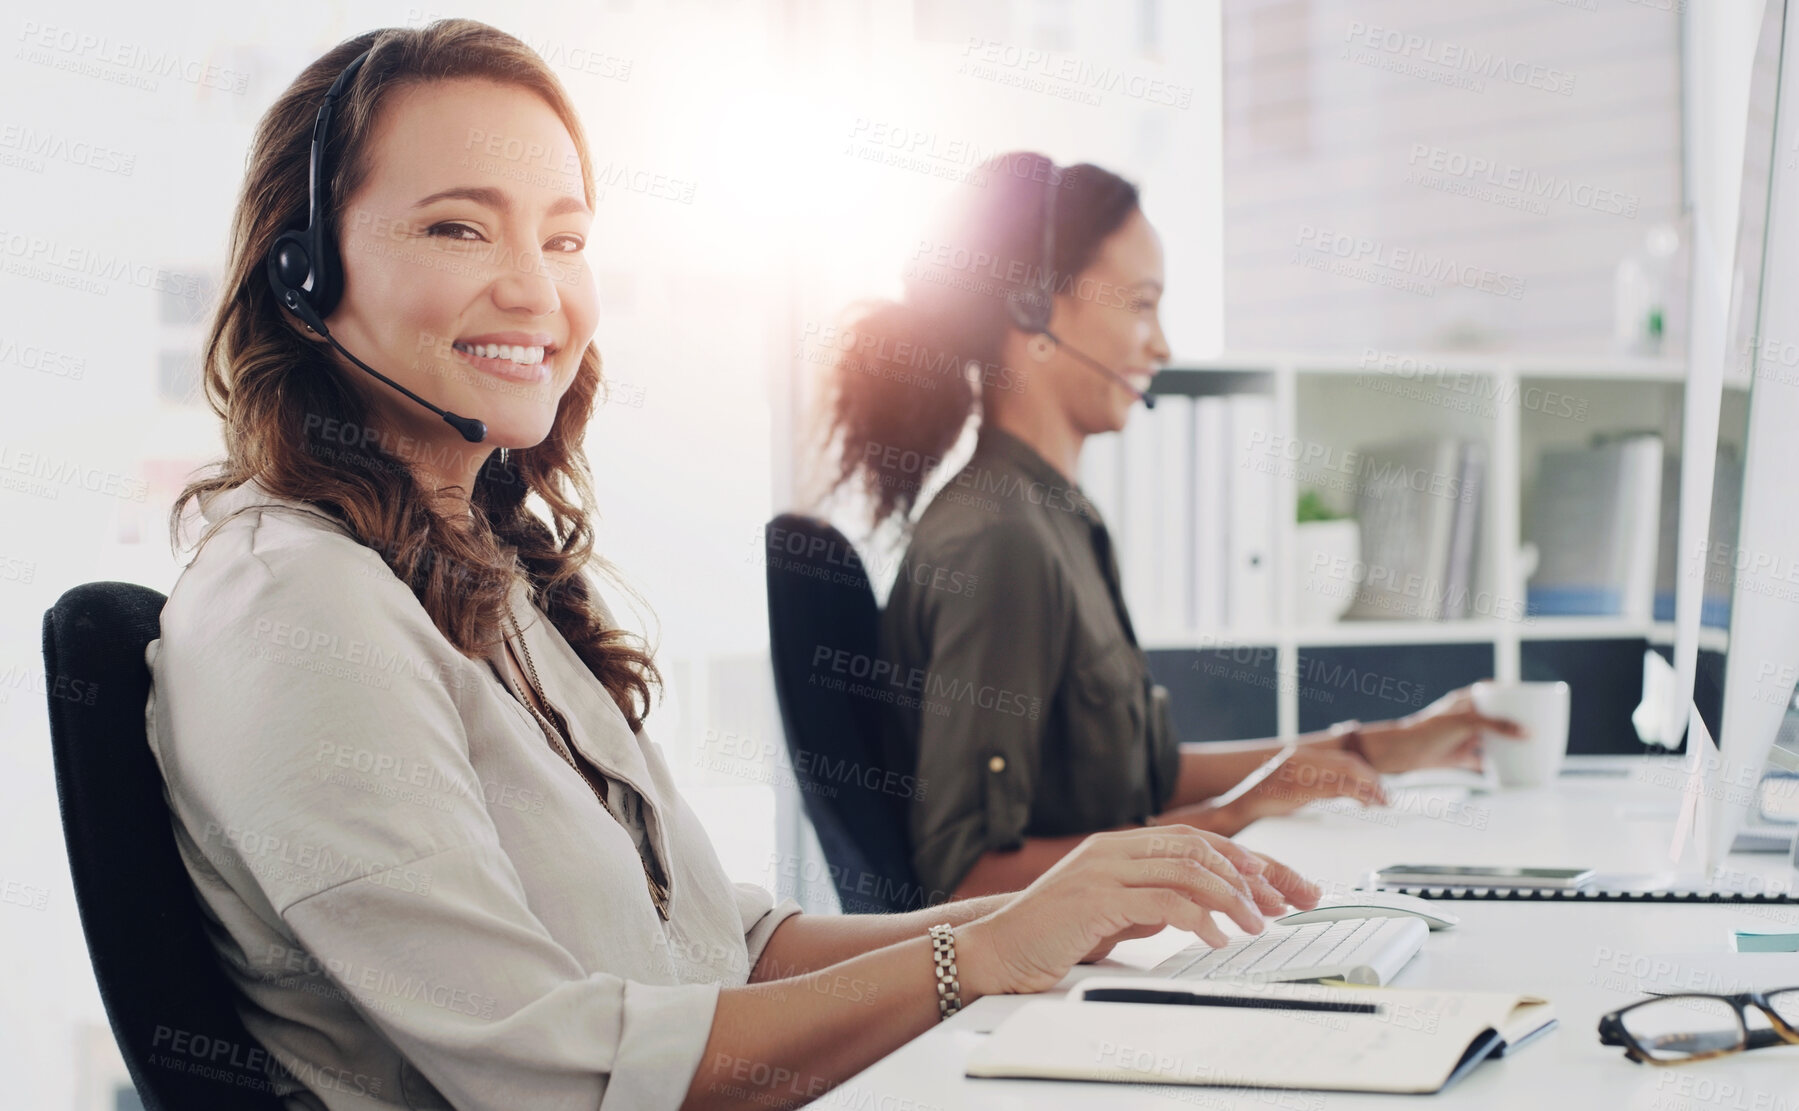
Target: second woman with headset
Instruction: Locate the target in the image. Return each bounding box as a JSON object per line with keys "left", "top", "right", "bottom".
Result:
{"left": 818, "top": 152, "right": 1524, "bottom": 903}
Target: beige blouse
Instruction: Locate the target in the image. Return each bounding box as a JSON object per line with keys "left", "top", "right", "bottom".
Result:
{"left": 145, "top": 477, "right": 801, "bottom": 1110}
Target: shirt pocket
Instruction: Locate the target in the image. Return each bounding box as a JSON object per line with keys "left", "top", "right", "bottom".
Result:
{"left": 1069, "top": 630, "right": 1143, "bottom": 729}
{"left": 1062, "top": 634, "right": 1148, "bottom": 828}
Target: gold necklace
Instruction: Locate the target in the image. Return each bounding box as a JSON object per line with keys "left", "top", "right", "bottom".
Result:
{"left": 503, "top": 601, "right": 671, "bottom": 920}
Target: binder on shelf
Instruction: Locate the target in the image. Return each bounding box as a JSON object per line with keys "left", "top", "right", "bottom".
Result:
{"left": 1525, "top": 434, "right": 1664, "bottom": 617}
{"left": 1193, "top": 397, "right": 1230, "bottom": 630}
{"left": 1226, "top": 393, "right": 1276, "bottom": 628}
{"left": 1619, "top": 436, "right": 1664, "bottom": 621}
{"left": 1154, "top": 397, "right": 1195, "bottom": 632}
{"left": 1652, "top": 449, "right": 1682, "bottom": 622}
{"left": 1654, "top": 444, "right": 1743, "bottom": 627}
{"left": 1344, "top": 438, "right": 1470, "bottom": 621}
{"left": 1440, "top": 441, "right": 1487, "bottom": 620}
{"left": 1120, "top": 409, "right": 1163, "bottom": 633}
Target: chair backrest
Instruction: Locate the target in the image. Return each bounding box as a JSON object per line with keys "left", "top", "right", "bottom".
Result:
{"left": 43, "top": 582, "right": 286, "bottom": 1111}
{"left": 763, "top": 515, "right": 925, "bottom": 912}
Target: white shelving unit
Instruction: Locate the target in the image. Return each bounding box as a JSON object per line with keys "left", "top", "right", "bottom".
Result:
{"left": 1134, "top": 350, "right": 1739, "bottom": 737}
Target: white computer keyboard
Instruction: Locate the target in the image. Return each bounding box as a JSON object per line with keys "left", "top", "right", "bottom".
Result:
{"left": 1150, "top": 915, "right": 1428, "bottom": 986}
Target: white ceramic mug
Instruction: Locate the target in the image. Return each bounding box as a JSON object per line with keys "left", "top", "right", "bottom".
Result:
{"left": 1472, "top": 680, "right": 1571, "bottom": 788}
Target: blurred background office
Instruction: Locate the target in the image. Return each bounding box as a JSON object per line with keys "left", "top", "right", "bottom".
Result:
{"left": 0, "top": 0, "right": 1768, "bottom": 1105}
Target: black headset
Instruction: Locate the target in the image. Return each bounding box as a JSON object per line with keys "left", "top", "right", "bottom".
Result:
{"left": 266, "top": 48, "right": 368, "bottom": 336}
{"left": 265, "top": 47, "right": 488, "bottom": 443}
{"left": 1003, "top": 160, "right": 1153, "bottom": 409}
{"left": 1005, "top": 160, "right": 1059, "bottom": 335}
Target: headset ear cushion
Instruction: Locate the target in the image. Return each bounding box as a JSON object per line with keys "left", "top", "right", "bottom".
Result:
{"left": 268, "top": 230, "right": 313, "bottom": 299}
{"left": 1008, "top": 289, "right": 1050, "bottom": 334}
{"left": 308, "top": 218, "right": 344, "bottom": 319}
{"left": 266, "top": 230, "right": 330, "bottom": 335}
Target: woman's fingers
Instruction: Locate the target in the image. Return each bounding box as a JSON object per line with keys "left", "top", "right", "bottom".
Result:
{"left": 1250, "top": 851, "right": 1322, "bottom": 910}
{"left": 1244, "top": 871, "right": 1290, "bottom": 915}
{"left": 1102, "top": 922, "right": 1168, "bottom": 946}
{"left": 1188, "top": 910, "right": 1232, "bottom": 950}
{"left": 1471, "top": 710, "right": 1529, "bottom": 738}
{"left": 1081, "top": 922, "right": 1173, "bottom": 963}
{"left": 1126, "top": 826, "right": 1257, "bottom": 895}
{"left": 1118, "top": 885, "right": 1234, "bottom": 949}
{"left": 1452, "top": 734, "right": 1485, "bottom": 768}
{"left": 1438, "top": 688, "right": 1525, "bottom": 738}
{"left": 1114, "top": 856, "right": 1266, "bottom": 935}
{"left": 1107, "top": 827, "right": 1318, "bottom": 923}
{"left": 1193, "top": 829, "right": 1266, "bottom": 877}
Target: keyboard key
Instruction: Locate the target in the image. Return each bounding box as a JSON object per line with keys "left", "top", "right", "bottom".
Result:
{"left": 1319, "top": 919, "right": 1382, "bottom": 963}
{"left": 1164, "top": 916, "right": 1415, "bottom": 985}
{"left": 1288, "top": 920, "right": 1361, "bottom": 968}
{"left": 1240, "top": 925, "right": 1327, "bottom": 972}
{"left": 1213, "top": 932, "right": 1295, "bottom": 975}
{"left": 1178, "top": 935, "right": 1256, "bottom": 977}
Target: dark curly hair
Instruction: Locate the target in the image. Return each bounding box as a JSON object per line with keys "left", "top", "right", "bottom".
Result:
{"left": 819, "top": 150, "right": 1140, "bottom": 528}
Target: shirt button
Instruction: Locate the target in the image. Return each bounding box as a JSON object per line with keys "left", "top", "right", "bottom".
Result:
{"left": 988, "top": 755, "right": 1006, "bottom": 773}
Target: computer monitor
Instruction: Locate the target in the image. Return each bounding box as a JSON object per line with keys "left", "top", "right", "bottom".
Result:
{"left": 1667, "top": 0, "right": 1799, "bottom": 878}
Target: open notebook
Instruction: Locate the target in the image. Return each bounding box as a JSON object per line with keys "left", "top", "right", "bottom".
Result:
{"left": 966, "top": 978, "right": 1556, "bottom": 1095}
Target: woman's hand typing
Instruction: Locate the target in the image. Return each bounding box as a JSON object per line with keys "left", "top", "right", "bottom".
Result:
{"left": 952, "top": 827, "right": 1321, "bottom": 997}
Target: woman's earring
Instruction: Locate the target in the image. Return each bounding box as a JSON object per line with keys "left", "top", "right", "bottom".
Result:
{"left": 499, "top": 447, "right": 510, "bottom": 466}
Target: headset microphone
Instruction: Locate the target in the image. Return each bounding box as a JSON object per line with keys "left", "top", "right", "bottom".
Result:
{"left": 265, "top": 47, "right": 489, "bottom": 445}
{"left": 277, "top": 285, "right": 489, "bottom": 443}
{"left": 1040, "top": 328, "right": 1155, "bottom": 410}
{"left": 1006, "top": 160, "right": 1156, "bottom": 411}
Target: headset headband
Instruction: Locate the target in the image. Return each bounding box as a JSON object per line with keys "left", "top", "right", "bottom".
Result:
{"left": 1008, "top": 156, "right": 1061, "bottom": 335}
{"left": 305, "top": 49, "right": 370, "bottom": 249}
{"left": 1036, "top": 162, "right": 1058, "bottom": 304}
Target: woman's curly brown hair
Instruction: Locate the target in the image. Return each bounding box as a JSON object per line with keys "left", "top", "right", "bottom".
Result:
{"left": 170, "top": 18, "right": 660, "bottom": 730}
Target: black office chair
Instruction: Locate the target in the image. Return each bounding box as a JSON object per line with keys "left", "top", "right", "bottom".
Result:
{"left": 763, "top": 515, "right": 927, "bottom": 912}
{"left": 43, "top": 582, "right": 285, "bottom": 1111}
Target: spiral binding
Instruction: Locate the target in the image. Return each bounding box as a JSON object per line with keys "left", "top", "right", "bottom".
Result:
{"left": 1376, "top": 885, "right": 1799, "bottom": 904}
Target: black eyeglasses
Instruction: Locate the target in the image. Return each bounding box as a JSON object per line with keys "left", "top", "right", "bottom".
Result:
{"left": 1599, "top": 988, "right": 1799, "bottom": 1064}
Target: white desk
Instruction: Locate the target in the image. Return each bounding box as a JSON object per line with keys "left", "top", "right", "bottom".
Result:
{"left": 815, "top": 757, "right": 1799, "bottom": 1110}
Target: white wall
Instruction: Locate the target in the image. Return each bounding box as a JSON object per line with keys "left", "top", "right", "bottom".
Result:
{"left": 1222, "top": 0, "right": 1685, "bottom": 354}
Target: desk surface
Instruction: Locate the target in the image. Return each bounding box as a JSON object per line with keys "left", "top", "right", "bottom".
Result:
{"left": 816, "top": 757, "right": 1799, "bottom": 1110}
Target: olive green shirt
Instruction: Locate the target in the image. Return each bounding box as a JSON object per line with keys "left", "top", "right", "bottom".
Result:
{"left": 881, "top": 426, "right": 1180, "bottom": 901}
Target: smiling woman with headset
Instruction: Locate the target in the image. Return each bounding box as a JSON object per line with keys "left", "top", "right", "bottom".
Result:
{"left": 817, "top": 152, "right": 1524, "bottom": 906}
{"left": 145, "top": 20, "right": 1324, "bottom": 1111}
